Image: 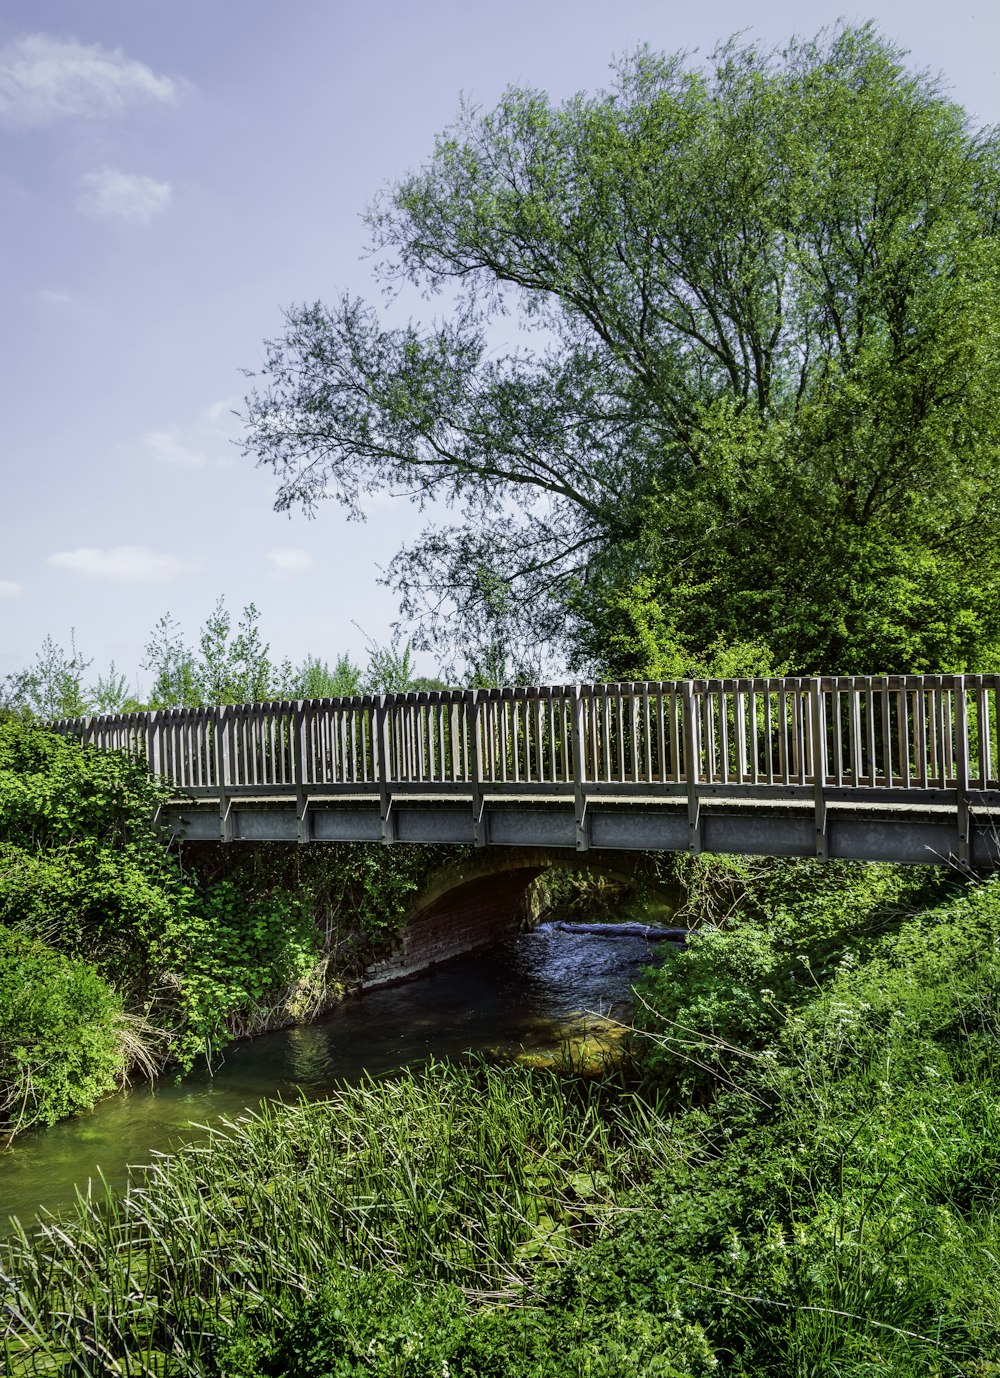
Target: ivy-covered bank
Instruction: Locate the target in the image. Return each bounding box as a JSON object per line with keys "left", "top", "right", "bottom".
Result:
{"left": 5, "top": 852, "right": 1000, "bottom": 1374}
{"left": 0, "top": 714, "right": 448, "bottom": 1139}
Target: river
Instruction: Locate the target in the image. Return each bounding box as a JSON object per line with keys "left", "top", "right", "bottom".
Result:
{"left": 0, "top": 925, "right": 672, "bottom": 1228}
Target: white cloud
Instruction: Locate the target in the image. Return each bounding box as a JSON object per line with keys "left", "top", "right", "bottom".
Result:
{"left": 0, "top": 579, "right": 24, "bottom": 598}
{"left": 143, "top": 425, "right": 209, "bottom": 467}
{"left": 140, "top": 402, "right": 239, "bottom": 469}
{"left": 203, "top": 398, "right": 238, "bottom": 426}
{"left": 0, "top": 33, "right": 177, "bottom": 129}
{"left": 47, "top": 546, "right": 198, "bottom": 583}
{"left": 267, "top": 548, "right": 316, "bottom": 577}
{"left": 35, "top": 287, "right": 76, "bottom": 308}
{"left": 77, "top": 167, "right": 171, "bottom": 224}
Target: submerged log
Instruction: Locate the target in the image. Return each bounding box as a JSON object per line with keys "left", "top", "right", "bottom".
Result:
{"left": 543, "top": 920, "right": 689, "bottom": 941}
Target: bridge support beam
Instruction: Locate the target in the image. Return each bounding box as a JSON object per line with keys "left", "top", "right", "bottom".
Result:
{"left": 164, "top": 796, "right": 1000, "bottom": 869}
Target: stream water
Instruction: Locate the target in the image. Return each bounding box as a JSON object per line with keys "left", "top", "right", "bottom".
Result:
{"left": 0, "top": 925, "right": 673, "bottom": 1228}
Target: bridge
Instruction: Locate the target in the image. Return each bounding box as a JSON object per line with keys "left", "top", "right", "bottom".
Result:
{"left": 53, "top": 676, "right": 1000, "bottom": 869}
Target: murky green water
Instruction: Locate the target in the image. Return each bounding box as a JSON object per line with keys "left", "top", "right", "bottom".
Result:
{"left": 0, "top": 927, "right": 672, "bottom": 1227}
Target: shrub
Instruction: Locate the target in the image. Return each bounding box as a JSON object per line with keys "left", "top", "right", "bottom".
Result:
{"left": 633, "top": 858, "right": 948, "bottom": 1100}
{"left": 626, "top": 873, "right": 1000, "bottom": 1374}
{"left": 0, "top": 928, "right": 127, "bottom": 1136}
{"left": 219, "top": 1268, "right": 717, "bottom": 1377}
{"left": 0, "top": 718, "right": 448, "bottom": 1095}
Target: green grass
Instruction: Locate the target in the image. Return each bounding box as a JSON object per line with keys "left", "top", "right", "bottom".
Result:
{"left": 1, "top": 1063, "right": 689, "bottom": 1375}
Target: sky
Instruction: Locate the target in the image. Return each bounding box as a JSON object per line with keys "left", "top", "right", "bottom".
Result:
{"left": 1, "top": 0, "right": 998, "bottom": 695}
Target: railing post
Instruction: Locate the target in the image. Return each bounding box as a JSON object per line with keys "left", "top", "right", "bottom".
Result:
{"left": 450, "top": 698, "right": 462, "bottom": 782}
{"left": 810, "top": 679, "right": 829, "bottom": 859}
{"left": 376, "top": 694, "right": 394, "bottom": 843}
{"left": 293, "top": 700, "right": 309, "bottom": 843}
{"left": 468, "top": 688, "right": 485, "bottom": 846}
{"left": 955, "top": 676, "right": 971, "bottom": 869}
{"left": 213, "top": 706, "right": 231, "bottom": 841}
{"left": 682, "top": 681, "right": 701, "bottom": 853}
{"left": 571, "top": 683, "right": 588, "bottom": 851}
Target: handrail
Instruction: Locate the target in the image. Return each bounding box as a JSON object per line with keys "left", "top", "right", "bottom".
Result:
{"left": 52, "top": 676, "right": 1000, "bottom": 860}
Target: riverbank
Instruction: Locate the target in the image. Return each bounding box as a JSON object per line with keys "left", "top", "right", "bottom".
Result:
{"left": 0, "top": 714, "right": 478, "bottom": 1142}
{"left": 0, "top": 924, "right": 664, "bottom": 1225}
{"left": 5, "top": 860, "right": 1000, "bottom": 1374}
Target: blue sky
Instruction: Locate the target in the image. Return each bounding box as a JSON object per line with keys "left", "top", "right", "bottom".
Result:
{"left": 2, "top": 1, "right": 998, "bottom": 693}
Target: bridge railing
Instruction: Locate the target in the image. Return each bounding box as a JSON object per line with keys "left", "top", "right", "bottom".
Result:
{"left": 53, "top": 675, "right": 1000, "bottom": 807}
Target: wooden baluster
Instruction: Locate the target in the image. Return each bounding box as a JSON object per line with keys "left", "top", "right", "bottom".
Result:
{"left": 376, "top": 695, "right": 392, "bottom": 842}
{"left": 768, "top": 681, "right": 779, "bottom": 785}
{"left": 811, "top": 679, "right": 828, "bottom": 858}
{"left": 650, "top": 680, "right": 658, "bottom": 782}
{"left": 897, "top": 680, "right": 911, "bottom": 789}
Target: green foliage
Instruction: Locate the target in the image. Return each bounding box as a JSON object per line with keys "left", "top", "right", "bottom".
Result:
{"left": 242, "top": 23, "right": 1000, "bottom": 676}
{"left": 0, "top": 717, "right": 446, "bottom": 1122}
{"left": 0, "top": 716, "right": 194, "bottom": 1005}
{"left": 1, "top": 1064, "right": 673, "bottom": 1371}
{"left": 1, "top": 636, "right": 146, "bottom": 718}
{"left": 144, "top": 598, "right": 295, "bottom": 708}
{"left": 0, "top": 632, "right": 93, "bottom": 718}
{"left": 0, "top": 927, "right": 126, "bottom": 1136}
{"left": 221, "top": 1268, "right": 716, "bottom": 1377}
{"left": 325, "top": 840, "right": 450, "bottom": 942}
{"left": 295, "top": 651, "right": 365, "bottom": 698}
{"left": 623, "top": 874, "right": 1000, "bottom": 1373}
{"left": 580, "top": 577, "right": 781, "bottom": 681}
{"left": 88, "top": 660, "right": 145, "bottom": 713}
{"left": 363, "top": 636, "right": 417, "bottom": 694}
{"left": 159, "top": 876, "right": 320, "bottom": 1065}
{"left": 5, "top": 595, "right": 452, "bottom": 720}
{"left": 182, "top": 838, "right": 448, "bottom": 951}
{"left": 7, "top": 870, "right": 1000, "bottom": 1374}
{"left": 633, "top": 857, "right": 944, "bottom": 1099}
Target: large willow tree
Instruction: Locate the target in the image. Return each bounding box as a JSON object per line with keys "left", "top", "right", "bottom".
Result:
{"left": 242, "top": 25, "right": 1000, "bottom": 677}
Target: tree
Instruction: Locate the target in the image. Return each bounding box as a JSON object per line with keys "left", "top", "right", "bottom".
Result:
{"left": 1, "top": 633, "right": 93, "bottom": 719}
{"left": 242, "top": 24, "right": 1000, "bottom": 677}
{"left": 295, "top": 653, "right": 365, "bottom": 698}
{"left": 143, "top": 600, "right": 294, "bottom": 708}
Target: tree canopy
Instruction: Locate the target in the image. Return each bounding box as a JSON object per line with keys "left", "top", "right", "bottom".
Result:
{"left": 241, "top": 24, "right": 1000, "bottom": 677}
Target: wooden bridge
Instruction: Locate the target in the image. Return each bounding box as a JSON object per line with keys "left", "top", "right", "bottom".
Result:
{"left": 54, "top": 676, "right": 1000, "bottom": 869}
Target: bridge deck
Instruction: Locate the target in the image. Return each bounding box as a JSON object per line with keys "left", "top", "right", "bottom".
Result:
{"left": 53, "top": 675, "right": 1000, "bottom": 868}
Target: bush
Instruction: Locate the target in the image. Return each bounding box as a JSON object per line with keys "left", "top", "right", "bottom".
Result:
{"left": 219, "top": 1268, "right": 717, "bottom": 1377}
{"left": 0, "top": 716, "right": 193, "bottom": 1003}
{"left": 633, "top": 857, "right": 948, "bottom": 1100}
{"left": 0, "top": 928, "right": 127, "bottom": 1136}
{"left": 626, "top": 872, "right": 1000, "bottom": 1374}
{"left": 0, "top": 718, "right": 449, "bottom": 1099}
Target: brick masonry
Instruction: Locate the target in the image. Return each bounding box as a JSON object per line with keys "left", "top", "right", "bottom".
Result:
{"left": 363, "top": 865, "right": 545, "bottom": 988}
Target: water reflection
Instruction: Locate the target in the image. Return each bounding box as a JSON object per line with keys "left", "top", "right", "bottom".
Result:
{"left": 0, "top": 927, "right": 671, "bottom": 1226}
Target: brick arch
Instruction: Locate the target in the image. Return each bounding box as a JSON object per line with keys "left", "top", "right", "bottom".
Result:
{"left": 362, "top": 847, "right": 676, "bottom": 988}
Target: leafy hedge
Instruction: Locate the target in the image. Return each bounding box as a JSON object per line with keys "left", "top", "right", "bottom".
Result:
{"left": 633, "top": 855, "right": 950, "bottom": 1099}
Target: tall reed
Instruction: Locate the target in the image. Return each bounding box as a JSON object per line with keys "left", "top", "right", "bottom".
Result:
{"left": 1, "top": 1060, "right": 677, "bottom": 1375}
